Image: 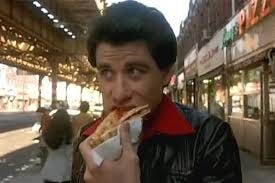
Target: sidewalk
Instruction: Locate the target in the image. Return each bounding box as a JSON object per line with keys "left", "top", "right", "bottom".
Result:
{"left": 0, "top": 111, "right": 39, "bottom": 133}
{"left": 10, "top": 151, "right": 275, "bottom": 183}
{"left": 11, "top": 166, "right": 42, "bottom": 183}
{"left": 241, "top": 151, "right": 275, "bottom": 183}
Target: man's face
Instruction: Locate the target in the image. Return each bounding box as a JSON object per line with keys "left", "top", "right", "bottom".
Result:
{"left": 96, "top": 41, "right": 172, "bottom": 114}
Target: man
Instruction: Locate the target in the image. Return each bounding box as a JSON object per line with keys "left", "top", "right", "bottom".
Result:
{"left": 71, "top": 1, "right": 242, "bottom": 183}
{"left": 72, "top": 101, "right": 93, "bottom": 140}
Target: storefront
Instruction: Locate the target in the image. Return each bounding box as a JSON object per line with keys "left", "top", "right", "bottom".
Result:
{"left": 167, "top": 74, "right": 177, "bottom": 101}
{"left": 197, "top": 30, "right": 226, "bottom": 120}
{"left": 223, "top": 0, "right": 275, "bottom": 164}
{"left": 175, "top": 72, "right": 185, "bottom": 104}
{"left": 184, "top": 45, "right": 198, "bottom": 108}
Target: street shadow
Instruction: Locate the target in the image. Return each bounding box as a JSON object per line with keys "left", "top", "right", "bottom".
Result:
{"left": 0, "top": 122, "right": 34, "bottom": 133}
{"left": 0, "top": 112, "right": 38, "bottom": 133}
{"left": 0, "top": 143, "right": 41, "bottom": 183}
{"left": 2, "top": 144, "right": 275, "bottom": 183}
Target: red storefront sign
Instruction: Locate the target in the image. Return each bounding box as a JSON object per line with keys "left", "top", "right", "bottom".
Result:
{"left": 239, "top": 0, "right": 275, "bottom": 35}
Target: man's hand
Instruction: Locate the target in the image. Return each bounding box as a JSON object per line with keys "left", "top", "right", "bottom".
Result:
{"left": 79, "top": 122, "right": 140, "bottom": 183}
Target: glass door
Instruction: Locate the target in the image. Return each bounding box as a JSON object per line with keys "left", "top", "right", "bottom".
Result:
{"left": 262, "top": 64, "right": 275, "bottom": 163}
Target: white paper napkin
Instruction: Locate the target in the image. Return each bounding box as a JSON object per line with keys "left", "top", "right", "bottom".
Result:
{"left": 91, "top": 117, "right": 142, "bottom": 166}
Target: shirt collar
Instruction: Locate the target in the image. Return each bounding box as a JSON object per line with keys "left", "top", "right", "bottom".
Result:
{"left": 82, "top": 95, "right": 195, "bottom": 138}
{"left": 141, "top": 95, "right": 195, "bottom": 141}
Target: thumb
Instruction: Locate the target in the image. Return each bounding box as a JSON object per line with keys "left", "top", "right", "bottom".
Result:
{"left": 119, "top": 122, "right": 135, "bottom": 155}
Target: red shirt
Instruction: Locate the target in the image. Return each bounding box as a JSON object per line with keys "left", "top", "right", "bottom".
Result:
{"left": 82, "top": 95, "right": 195, "bottom": 140}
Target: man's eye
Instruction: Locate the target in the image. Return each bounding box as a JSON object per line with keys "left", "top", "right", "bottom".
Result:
{"left": 128, "top": 68, "right": 144, "bottom": 78}
{"left": 99, "top": 70, "right": 113, "bottom": 80}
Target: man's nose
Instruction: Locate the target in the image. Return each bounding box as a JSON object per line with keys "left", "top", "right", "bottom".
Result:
{"left": 112, "top": 76, "right": 131, "bottom": 106}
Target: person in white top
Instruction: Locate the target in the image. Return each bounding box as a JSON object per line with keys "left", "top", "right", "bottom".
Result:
{"left": 41, "top": 109, "right": 73, "bottom": 183}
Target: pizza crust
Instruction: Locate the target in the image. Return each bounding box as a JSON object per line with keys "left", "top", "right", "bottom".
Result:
{"left": 89, "top": 105, "right": 150, "bottom": 148}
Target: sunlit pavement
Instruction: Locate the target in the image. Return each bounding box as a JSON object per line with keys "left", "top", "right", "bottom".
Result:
{"left": 0, "top": 127, "right": 41, "bottom": 183}
{"left": 1, "top": 126, "right": 275, "bottom": 182}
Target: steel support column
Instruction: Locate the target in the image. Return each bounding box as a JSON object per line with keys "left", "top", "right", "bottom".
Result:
{"left": 38, "top": 74, "right": 44, "bottom": 108}
{"left": 65, "top": 81, "right": 69, "bottom": 107}
{"left": 50, "top": 59, "right": 58, "bottom": 109}
{"left": 80, "top": 85, "right": 83, "bottom": 102}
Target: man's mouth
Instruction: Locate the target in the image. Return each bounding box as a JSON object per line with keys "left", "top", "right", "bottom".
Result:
{"left": 111, "top": 106, "right": 135, "bottom": 111}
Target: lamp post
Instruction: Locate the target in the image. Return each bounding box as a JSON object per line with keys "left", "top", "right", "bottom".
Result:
{"left": 50, "top": 58, "right": 58, "bottom": 109}
{"left": 22, "top": 72, "right": 25, "bottom": 112}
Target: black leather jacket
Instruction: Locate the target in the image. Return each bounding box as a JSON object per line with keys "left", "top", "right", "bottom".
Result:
{"left": 138, "top": 104, "right": 242, "bottom": 182}
{"left": 71, "top": 104, "right": 242, "bottom": 183}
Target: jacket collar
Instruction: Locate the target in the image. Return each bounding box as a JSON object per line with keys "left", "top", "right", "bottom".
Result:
{"left": 141, "top": 95, "right": 195, "bottom": 141}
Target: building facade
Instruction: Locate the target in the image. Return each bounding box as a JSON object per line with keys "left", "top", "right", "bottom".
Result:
{"left": 175, "top": 0, "right": 275, "bottom": 164}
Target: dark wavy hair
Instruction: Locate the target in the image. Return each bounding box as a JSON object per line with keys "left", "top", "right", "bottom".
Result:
{"left": 79, "top": 101, "right": 89, "bottom": 113}
{"left": 87, "top": 0, "right": 177, "bottom": 70}
{"left": 43, "top": 109, "right": 73, "bottom": 150}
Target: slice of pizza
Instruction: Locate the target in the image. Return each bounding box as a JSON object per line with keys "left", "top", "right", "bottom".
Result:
{"left": 89, "top": 105, "right": 150, "bottom": 148}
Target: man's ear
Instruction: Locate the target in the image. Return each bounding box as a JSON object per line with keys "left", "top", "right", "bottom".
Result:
{"left": 162, "top": 65, "right": 174, "bottom": 87}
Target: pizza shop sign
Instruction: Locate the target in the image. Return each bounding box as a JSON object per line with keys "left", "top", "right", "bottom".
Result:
{"left": 223, "top": 0, "right": 275, "bottom": 47}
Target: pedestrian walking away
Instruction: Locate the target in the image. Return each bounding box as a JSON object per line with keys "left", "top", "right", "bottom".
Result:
{"left": 41, "top": 109, "right": 73, "bottom": 183}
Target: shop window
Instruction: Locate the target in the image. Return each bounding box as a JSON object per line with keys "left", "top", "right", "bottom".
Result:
{"left": 213, "top": 76, "right": 225, "bottom": 105}
{"left": 186, "top": 80, "right": 195, "bottom": 107}
{"left": 244, "top": 67, "right": 261, "bottom": 94}
{"left": 198, "top": 79, "right": 209, "bottom": 112}
{"left": 269, "top": 74, "right": 275, "bottom": 121}
{"left": 244, "top": 67, "right": 261, "bottom": 120}
{"left": 197, "top": 75, "right": 226, "bottom": 119}
{"left": 229, "top": 70, "right": 243, "bottom": 95}
{"left": 229, "top": 71, "right": 244, "bottom": 116}
{"left": 245, "top": 94, "right": 261, "bottom": 119}
{"left": 209, "top": 75, "right": 225, "bottom": 119}
{"left": 177, "top": 89, "right": 185, "bottom": 104}
{"left": 230, "top": 95, "right": 243, "bottom": 114}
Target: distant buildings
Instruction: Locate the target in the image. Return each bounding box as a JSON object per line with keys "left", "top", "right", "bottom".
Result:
{"left": 0, "top": 64, "right": 102, "bottom": 112}
{"left": 174, "top": 0, "right": 275, "bottom": 164}
{"left": 0, "top": 64, "right": 40, "bottom": 111}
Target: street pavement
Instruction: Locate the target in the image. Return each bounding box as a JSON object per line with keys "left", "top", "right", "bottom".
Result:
{"left": 7, "top": 150, "right": 275, "bottom": 183}
{"left": 0, "top": 112, "right": 41, "bottom": 183}
{"left": 1, "top": 112, "right": 275, "bottom": 183}
{"left": 0, "top": 127, "right": 41, "bottom": 183}
{"left": 241, "top": 151, "right": 275, "bottom": 183}
{"left": 0, "top": 112, "right": 38, "bottom": 133}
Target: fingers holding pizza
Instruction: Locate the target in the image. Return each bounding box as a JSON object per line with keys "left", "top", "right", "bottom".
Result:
{"left": 88, "top": 104, "right": 150, "bottom": 148}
